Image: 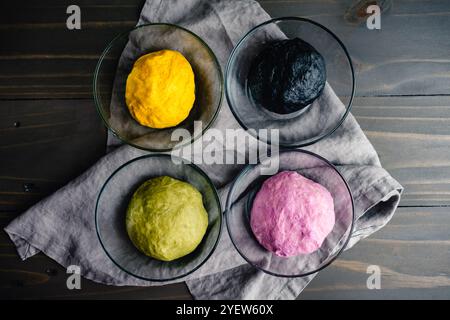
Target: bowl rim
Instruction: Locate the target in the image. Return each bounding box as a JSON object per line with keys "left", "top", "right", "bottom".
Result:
{"left": 225, "top": 16, "right": 356, "bottom": 148}
{"left": 225, "top": 149, "right": 355, "bottom": 278}
{"left": 93, "top": 22, "right": 224, "bottom": 152}
{"left": 95, "top": 154, "right": 223, "bottom": 282}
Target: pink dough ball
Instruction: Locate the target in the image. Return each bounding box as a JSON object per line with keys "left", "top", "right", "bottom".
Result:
{"left": 250, "top": 171, "right": 335, "bottom": 257}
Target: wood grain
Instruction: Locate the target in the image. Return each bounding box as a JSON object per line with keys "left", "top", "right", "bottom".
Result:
{"left": 1, "top": 96, "right": 449, "bottom": 212}
{"left": 1, "top": 0, "right": 450, "bottom": 98}
{"left": 1, "top": 0, "right": 449, "bottom": 300}
{"left": 259, "top": 0, "right": 450, "bottom": 96}
{"left": 0, "top": 0, "right": 143, "bottom": 99}
{"left": 352, "top": 96, "right": 450, "bottom": 206}
{"left": 1, "top": 207, "right": 448, "bottom": 299}
{"left": 302, "top": 207, "right": 450, "bottom": 299}
{"left": 0, "top": 99, "right": 106, "bottom": 211}
{"left": 0, "top": 212, "right": 191, "bottom": 300}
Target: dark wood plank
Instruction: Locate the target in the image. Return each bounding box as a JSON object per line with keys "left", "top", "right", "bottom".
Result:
{"left": 0, "top": 1, "right": 143, "bottom": 99}
{"left": 2, "top": 95, "right": 449, "bottom": 212}
{"left": 0, "top": 99, "right": 106, "bottom": 211}
{"left": 302, "top": 207, "right": 450, "bottom": 299}
{"left": 352, "top": 96, "right": 450, "bottom": 206}
{"left": 0, "top": 211, "right": 191, "bottom": 300}
{"left": 259, "top": 0, "right": 450, "bottom": 96}
{"left": 1, "top": 0, "right": 449, "bottom": 301}
{"left": 1, "top": 207, "right": 448, "bottom": 299}
{"left": 2, "top": 1, "right": 450, "bottom": 98}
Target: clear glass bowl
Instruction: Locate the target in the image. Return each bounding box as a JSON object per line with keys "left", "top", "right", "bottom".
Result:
{"left": 226, "top": 17, "right": 355, "bottom": 148}
{"left": 93, "top": 23, "right": 223, "bottom": 151}
{"left": 95, "top": 155, "right": 222, "bottom": 281}
{"left": 225, "top": 150, "right": 354, "bottom": 277}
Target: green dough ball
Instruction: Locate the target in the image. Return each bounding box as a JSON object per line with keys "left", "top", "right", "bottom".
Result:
{"left": 126, "top": 176, "right": 208, "bottom": 261}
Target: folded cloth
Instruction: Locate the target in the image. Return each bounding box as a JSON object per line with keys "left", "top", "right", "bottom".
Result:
{"left": 4, "top": 0, "right": 403, "bottom": 300}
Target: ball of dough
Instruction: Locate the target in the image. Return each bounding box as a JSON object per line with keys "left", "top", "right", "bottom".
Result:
{"left": 250, "top": 171, "right": 335, "bottom": 257}
{"left": 248, "top": 38, "right": 326, "bottom": 114}
{"left": 125, "top": 50, "right": 196, "bottom": 129}
{"left": 126, "top": 176, "right": 208, "bottom": 261}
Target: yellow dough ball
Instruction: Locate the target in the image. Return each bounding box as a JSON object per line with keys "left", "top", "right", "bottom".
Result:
{"left": 125, "top": 50, "right": 196, "bottom": 129}
{"left": 126, "top": 176, "right": 208, "bottom": 262}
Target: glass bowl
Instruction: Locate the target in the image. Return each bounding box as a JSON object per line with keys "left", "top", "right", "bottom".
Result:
{"left": 93, "top": 23, "right": 223, "bottom": 151}
{"left": 225, "top": 150, "right": 354, "bottom": 277}
{"left": 95, "top": 154, "right": 222, "bottom": 282}
{"left": 226, "top": 17, "right": 355, "bottom": 148}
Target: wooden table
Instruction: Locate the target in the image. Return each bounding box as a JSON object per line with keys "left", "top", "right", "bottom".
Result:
{"left": 1, "top": 0, "right": 449, "bottom": 299}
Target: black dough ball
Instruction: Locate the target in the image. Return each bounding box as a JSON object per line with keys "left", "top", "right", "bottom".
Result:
{"left": 248, "top": 38, "right": 327, "bottom": 115}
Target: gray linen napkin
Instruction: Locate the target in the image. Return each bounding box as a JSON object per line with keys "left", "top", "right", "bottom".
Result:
{"left": 4, "top": 0, "right": 403, "bottom": 300}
